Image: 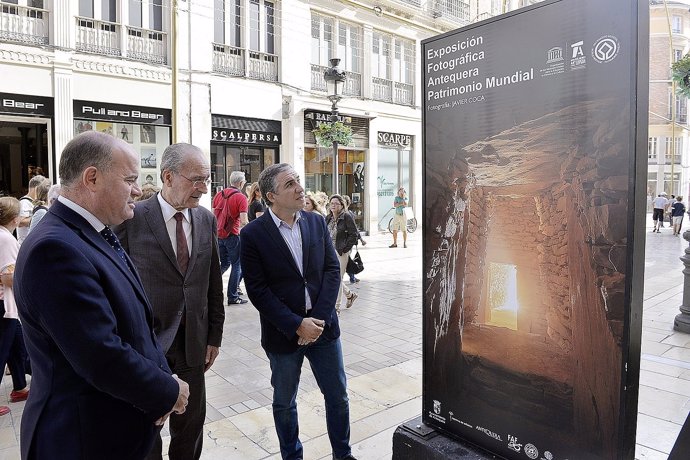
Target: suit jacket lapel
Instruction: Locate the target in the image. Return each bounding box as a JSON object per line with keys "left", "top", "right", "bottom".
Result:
{"left": 259, "top": 212, "right": 302, "bottom": 275}
{"left": 143, "top": 196, "right": 179, "bottom": 272}
{"left": 298, "top": 211, "right": 311, "bottom": 275}
{"left": 51, "top": 202, "right": 152, "bottom": 312}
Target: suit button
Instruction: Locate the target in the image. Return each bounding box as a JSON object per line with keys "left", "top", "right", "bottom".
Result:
{"left": 178, "top": 311, "right": 183, "bottom": 316}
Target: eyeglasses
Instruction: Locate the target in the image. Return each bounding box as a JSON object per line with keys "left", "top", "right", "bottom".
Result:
{"left": 178, "top": 173, "right": 211, "bottom": 189}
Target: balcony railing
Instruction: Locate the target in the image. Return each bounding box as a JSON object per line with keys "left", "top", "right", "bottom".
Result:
{"left": 76, "top": 16, "right": 121, "bottom": 56}
{"left": 394, "top": 81, "right": 414, "bottom": 106}
{"left": 213, "top": 45, "right": 278, "bottom": 82}
{"left": 0, "top": 2, "right": 49, "bottom": 46}
{"left": 126, "top": 26, "right": 167, "bottom": 64}
{"left": 372, "top": 76, "right": 393, "bottom": 102}
{"left": 372, "top": 77, "right": 415, "bottom": 106}
{"left": 213, "top": 44, "right": 245, "bottom": 76}
{"left": 310, "top": 64, "right": 362, "bottom": 97}
{"left": 248, "top": 50, "right": 278, "bottom": 82}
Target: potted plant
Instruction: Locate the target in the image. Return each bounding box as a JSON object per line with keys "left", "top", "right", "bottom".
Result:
{"left": 312, "top": 121, "right": 353, "bottom": 148}
{"left": 672, "top": 54, "right": 690, "bottom": 98}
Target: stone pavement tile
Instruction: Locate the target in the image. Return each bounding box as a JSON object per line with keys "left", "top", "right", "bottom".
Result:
{"left": 636, "top": 413, "right": 682, "bottom": 455}
{"left": 640, "top": 340, "right": 673, "bottom": 356}
{"left": 219, "top": 406, "right": 280, "bottom": 454}
{"left": 661, "top": 346, "right": 690, "bottom": 363}
{"left": 635, "top": 444, "right": 672, "bottom": 460}
{"left": 206, "top": 403, "right": 225, "bottom": 423}
{"left": 641, "top": 358, "right": 685, "bottom": 378}
{"left": 637, "top": 385, "right": 690, "bottom": 424}
{"left": 680, "top": 369, "right": 690, "bottom": 381}
{"left": 0, "top": 446, "right": 19, "bottom": 460}
{"left": 640, "top": 368, "right": 690, "bottom": 397}
{"left": 202, "top": 417, "right": 271, "bottom": 460}
{"left": 207, "top": 386, "right": 251, "bottom": 409}
{"left": 642, "top": 330, "right": 671, "bottom": 343}
{"left": 661, "top": 332, "right": 690, "bottom": 347}
{"left": 0, "top": 427, "right": 17, "bottom": 451}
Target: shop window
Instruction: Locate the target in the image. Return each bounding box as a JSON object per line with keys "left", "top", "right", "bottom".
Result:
{"left": 73, "top": 121, "right": 170, "bottom": 188}
{"left": 486, "top": 262, "right": 519, "bottom": 331}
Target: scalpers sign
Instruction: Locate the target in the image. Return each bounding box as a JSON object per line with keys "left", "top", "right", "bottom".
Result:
{"left": 378, "top": 131, "right": 412, "bottom": 148}
{"left": 305, "top": 111, "right": 353, "bottom": 125}
{"left": 212, "top": 129, "right": 281, "bottom": 145}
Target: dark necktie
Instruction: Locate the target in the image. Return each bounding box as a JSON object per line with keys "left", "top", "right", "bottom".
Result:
{"left": 100, "top": 226, "right": 133, "bottom": 272}
{"left": 174, "top": 212, "right": 189, "bottom": 275}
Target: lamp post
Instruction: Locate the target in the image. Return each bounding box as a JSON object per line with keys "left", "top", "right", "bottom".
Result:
{"left": 324, "top": 58, "right": 347, "bottom": 195}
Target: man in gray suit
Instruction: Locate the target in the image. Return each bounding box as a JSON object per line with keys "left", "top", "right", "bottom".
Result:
{"left": 115, "top": 143, "right": 225, "bottom": 460}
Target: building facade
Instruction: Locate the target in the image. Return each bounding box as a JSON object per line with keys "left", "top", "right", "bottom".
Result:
{"left": 649, "top": 0, "right": 690, "bottom": 208}
{"left": 0, "top": 0, "right": 540, "bottom": 232}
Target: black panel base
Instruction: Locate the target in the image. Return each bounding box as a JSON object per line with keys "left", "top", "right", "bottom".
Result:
{"left": 392, "top": 416, "right": 500, "bottom": 460}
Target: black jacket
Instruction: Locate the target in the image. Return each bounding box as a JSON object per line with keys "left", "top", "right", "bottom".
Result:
{"left": 326, "top": 211, "right": 358, "bottom": 255}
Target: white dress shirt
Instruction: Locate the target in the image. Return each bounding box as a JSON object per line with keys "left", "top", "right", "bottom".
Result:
{"left": 157, "top": 193, "right": 192, "bottom": 257}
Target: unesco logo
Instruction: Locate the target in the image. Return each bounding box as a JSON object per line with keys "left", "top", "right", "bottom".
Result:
{"left": 592, "top": 35, "right": 620, "bottom": 63}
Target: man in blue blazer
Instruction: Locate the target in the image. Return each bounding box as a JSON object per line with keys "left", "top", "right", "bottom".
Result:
{"left": 240, "top": 163, "right": 356, "bottom": 460}
{"left": 14, "top": 131, "right": 189, "bottom": 460}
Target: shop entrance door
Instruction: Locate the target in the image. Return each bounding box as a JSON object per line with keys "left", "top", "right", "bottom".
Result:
{"left": 0, "top": 121, "right": 49, "bottom": 197}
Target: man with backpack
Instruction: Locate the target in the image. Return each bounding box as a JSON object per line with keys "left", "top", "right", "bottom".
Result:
{"left": 17, "top": 175, "right": 46, "bottom": 244}
{"left": 213, "top": 171, "right": 248, "bottom": 304}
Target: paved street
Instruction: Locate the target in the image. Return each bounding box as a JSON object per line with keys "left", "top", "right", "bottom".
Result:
{"left": 2, "top": 216, "right": 690, "bottom": 459}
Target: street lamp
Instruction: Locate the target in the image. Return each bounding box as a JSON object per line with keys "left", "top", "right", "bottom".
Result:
{"left": 324, "top": 58, "right": 347, "bottom": 195}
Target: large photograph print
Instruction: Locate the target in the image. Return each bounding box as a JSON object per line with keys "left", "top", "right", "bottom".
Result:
{"left": 422, "top": 1, "right": 643, "bottom": 459}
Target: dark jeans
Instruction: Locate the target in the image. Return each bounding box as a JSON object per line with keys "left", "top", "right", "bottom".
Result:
{"left": 219, "top": 235, "right": 242, "bottom": 302}
{"left": 266, "top": 337, "right": 351, "bottom": 460}
{"left": 145, "top": 327, "right": 206, "bottom": 460}
{"left": 0, "top": 317, "right": 28, "bottom": 392}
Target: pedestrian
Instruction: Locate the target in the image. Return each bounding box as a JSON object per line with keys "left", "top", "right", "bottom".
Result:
{"left": 240, "top": 163, "right": 357, "bottom": 460}
{"left": 0, "top": 197, "right": 29, "bottom": 418}
{"left": 304, "top": 193, "right": 325, "bottom": 215}
{"left": 114, "top": 143, "right": 225, "bottom": 460}
{"left": 247, "top": 182, "right": 265, "bottom": 221}
{"left": 652, "top": 192, "right": 669, "bottom": 232}
{"left": 326, "top": 194, "right": 359, "bottom": 312}
{"left": 672, "top": 195, "right": 686, "bottom": 236}
{"left": 213, "top": 171, "right": 248, "bottom": 304}
{"left": 14, "top": 131, "right": 189, "bottom": 460}
{"left": 27, "top": 179, "right": 51, "bottom": 234}
{"left": 390, "top": 187, "right": 408, "bottom": 247}
{"left": 17, "top": 174, "right": 46, "bottom": 244}
{"left": 342, "top": 195, "right": 365, "bottom": 284}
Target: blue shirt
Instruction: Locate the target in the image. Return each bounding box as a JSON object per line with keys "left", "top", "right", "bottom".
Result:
{"left": 268, "top": 207, "right": 312, "bottom": 310}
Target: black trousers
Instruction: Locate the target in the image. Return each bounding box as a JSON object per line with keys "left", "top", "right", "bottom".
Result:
{"left": 145, "top": 327, "right": 206, "bottom": 460}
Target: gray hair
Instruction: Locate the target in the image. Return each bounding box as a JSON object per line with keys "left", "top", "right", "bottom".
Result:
{"left": 159, "top": 143, "right": 202, "bottom": 181}
{"left": 229, "top": 170, "right": 246, "bottom": 187}
{"left": 28, "top": 174, "right": 46, "bottom": 189}
{"left": 258, "top": 163, "right": 294, "bottom": 207}
{"left": 47, "top": 184, "right": 61, "bottom": 205}
{"left": 59, "top": 132, "right": 115, "bottom": 188}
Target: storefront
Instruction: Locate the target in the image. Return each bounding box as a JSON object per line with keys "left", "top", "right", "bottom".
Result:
{"left": 0, "top": 92, "right": 54, "bottom": 197}
{"left": 303, "top": 109, "right": 369, "bottom": 230}
{"left": 376, "top": 131, "right": 413, "bottom": 231}
{"left": 210, "top": 114, "right": 281, "bottom": 192}
{"left": 73, "top": 100, "right": 172, "bottom": 188}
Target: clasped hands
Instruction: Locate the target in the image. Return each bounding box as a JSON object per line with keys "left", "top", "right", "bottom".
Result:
{"left": 296, "top": 317, "right": 325, "bottom": 346}
{"left": 155, "top": 374, "right": 190, "bottom": 426}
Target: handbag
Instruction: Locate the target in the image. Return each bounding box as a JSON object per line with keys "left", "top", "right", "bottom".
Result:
{"left": 346, "top": 248, "right": 364, "bottom": 274}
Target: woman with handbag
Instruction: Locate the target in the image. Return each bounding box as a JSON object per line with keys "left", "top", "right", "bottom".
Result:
{"left": 326, "top": 194, "right": 359, "bottom": 313}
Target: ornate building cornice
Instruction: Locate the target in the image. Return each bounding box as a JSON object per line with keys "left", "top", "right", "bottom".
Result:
{"left": 0, "top": 49, "right": 51, "bottom": 65}
{"left": 72, "top": 58, "right": 171, "bottom": 82}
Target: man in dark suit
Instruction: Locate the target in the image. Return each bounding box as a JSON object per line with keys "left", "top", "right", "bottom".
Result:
{"left": 240, "top": 163, "right": 357, "bottom": 460}
{"left": 115, "top": 143, "right": 225, "bottom": 460}
{"left": 14, "top": 131, "right": 189, "bottom": 460}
